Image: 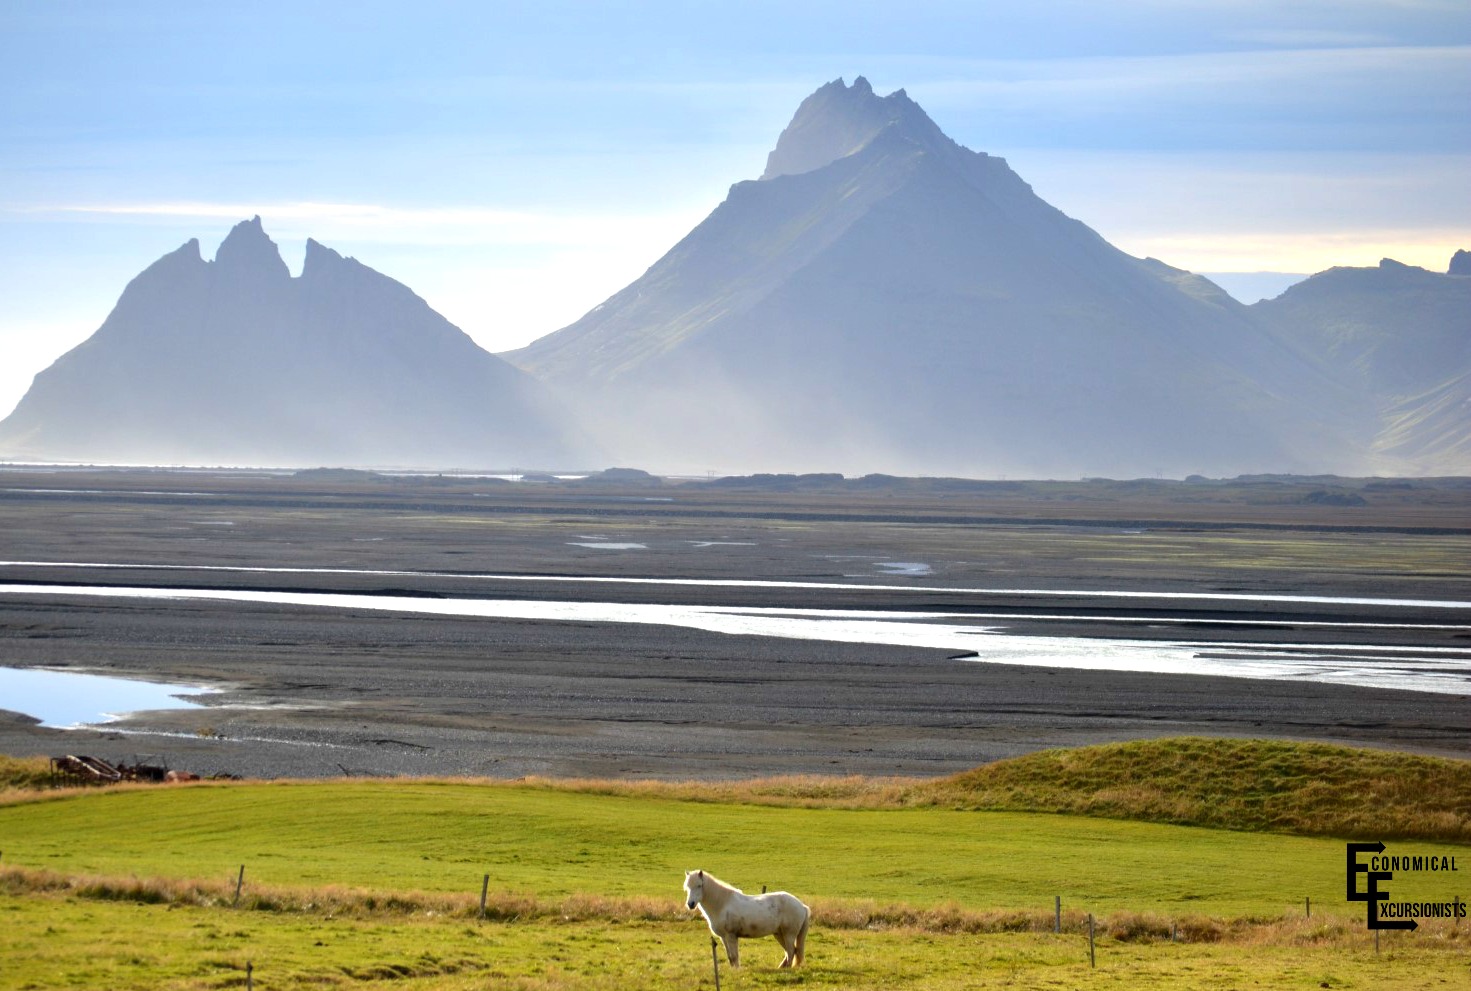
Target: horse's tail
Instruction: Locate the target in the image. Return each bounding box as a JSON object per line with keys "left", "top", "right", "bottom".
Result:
{"left": 795, "top": 901, "right": 811, "bottom": 966}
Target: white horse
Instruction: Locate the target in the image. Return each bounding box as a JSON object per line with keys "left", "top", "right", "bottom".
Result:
{"left": 683, "top": 869, "right": 810, "bottom": 968}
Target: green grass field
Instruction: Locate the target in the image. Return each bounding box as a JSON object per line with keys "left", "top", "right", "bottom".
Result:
{"left": 3, "top": 780, "right": 1461, "bottom": 918}
{"left": 3, "top": 891, "right": 1465, "bottom": 991}
{"left": 3, "top": 740, "right": 1467, "bottom": 989}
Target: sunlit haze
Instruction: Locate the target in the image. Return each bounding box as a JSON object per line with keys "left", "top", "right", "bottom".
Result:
{"left": 2, "top": 1, "right": 1467, "bottom": 420}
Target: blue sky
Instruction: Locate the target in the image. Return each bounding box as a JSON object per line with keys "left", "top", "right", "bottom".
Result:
{"left": 2, "top": 1, "right": 1468, "bottom": 418}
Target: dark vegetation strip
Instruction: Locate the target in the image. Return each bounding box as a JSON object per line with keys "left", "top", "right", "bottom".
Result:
{"left": 0, "top": 865, "right": 1380, "bottom": 944}
{"left": 2, "top": 487, "right": 1467, "bottom": 535}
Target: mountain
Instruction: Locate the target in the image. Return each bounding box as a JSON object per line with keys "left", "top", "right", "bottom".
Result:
{"left": 506, "top": 77, "right": 1367, "bottom": 478}
{"left": 1252, "top": 256, "right": 1471, "bottom": 473}
{"left": 0, "top": 218, "right": 595, "bottom": 468}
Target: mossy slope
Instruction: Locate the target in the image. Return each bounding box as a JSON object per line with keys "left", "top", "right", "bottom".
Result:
{"left": 914, "top": 737, "right": 1471, "bottom": 841}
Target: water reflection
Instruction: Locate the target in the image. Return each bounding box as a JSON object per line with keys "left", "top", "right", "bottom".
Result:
{"left": 0, "top": 666, "right": 209, "bottom": 728}
{"left": 3, "top": 583, "right": 1468, "bottom": 696}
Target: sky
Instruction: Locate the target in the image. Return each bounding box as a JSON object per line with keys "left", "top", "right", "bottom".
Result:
{"left": 1, "top": 1, "right": 1468, "bottom": 420}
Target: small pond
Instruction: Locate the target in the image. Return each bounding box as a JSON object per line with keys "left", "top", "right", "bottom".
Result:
{"left": 0, "top": 666, "right": 210, "bottom": 728}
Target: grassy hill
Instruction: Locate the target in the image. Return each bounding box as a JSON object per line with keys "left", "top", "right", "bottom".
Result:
{"left": 8, "top": 738, "right": 1469, "bottom": 843}
{"left": 458, "top": 737, "right": 1471, "bottom": 842}
{"left": 909, "top": 737, "right": 1471, "bottom": 841}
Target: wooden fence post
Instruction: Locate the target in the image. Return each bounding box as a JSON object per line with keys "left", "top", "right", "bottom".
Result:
{"left": 233, "top": 865, "right": 245, "bottom": 907}
{"left": 1305, "top": 895, "right": 1310, "bottom": 918}
{"left": 1088, "top": 913, "right": 1096, "bottom": 968}
{"left": 1054, "top": 895, "right": 1061, "bottom": 933}
{"left": 710, "top": 936, "right": 721, "bottom": 990}
{"left": 479, "top": 874, "right": 490, "bottom": 919}
{"left": 245, "top": 960, "right": 253, "bottom": 991}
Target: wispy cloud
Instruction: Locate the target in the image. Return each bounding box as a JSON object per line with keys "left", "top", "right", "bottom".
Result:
{"left": 23, "top": 200, "right": 707, "bottom": 250}
{"left": 1224, "top": 29, "right": 1398, "bottom": 46}
{"left": 916, "top": 44, "right": 1468, "bottom": 100}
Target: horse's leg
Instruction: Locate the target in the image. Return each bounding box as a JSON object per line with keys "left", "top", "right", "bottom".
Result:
{"left": 776, "top": 929, "right": 795, "bottom": 968}
{"left": 721, "top": 932, "right": 740, "bottom": 967}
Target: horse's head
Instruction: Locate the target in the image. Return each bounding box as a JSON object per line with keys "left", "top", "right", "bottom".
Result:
{"left": 684, "top": 869, "right": 704, "bottom": 910}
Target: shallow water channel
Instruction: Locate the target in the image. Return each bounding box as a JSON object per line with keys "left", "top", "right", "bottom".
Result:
{"left": 3, "top": 580, "right": 1469, "bottom": 698}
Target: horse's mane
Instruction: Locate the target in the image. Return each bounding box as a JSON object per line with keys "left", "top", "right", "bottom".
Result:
{"left": 709, "top": 872, "right": 739, "bottom": 894}
{"left": 689, "top": 870, "right": 740, "bottom": 895}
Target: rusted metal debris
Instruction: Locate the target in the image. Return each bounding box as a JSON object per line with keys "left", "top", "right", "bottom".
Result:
{"left": 50, "top": 754, "right": 121, "bottom": 785}
{"left": 48, "top": 754, "right": 217, "bottom": 786}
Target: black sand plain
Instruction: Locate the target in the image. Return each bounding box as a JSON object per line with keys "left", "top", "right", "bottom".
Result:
{"left": 1, "top": 468, "right": 1468, "bottom": 780}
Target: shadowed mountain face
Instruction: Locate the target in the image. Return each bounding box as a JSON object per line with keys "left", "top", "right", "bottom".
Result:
{"left": 507, "top": 77, "right": 1372, "bottom": 478}
{"left": 0, "top": 219, "right": 596, "bottom": 468}
{"left": 1253, "top": 257, "right": 1471, "bottom": 474}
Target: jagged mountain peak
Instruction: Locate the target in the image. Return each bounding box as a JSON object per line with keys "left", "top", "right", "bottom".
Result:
{"left": 1450, "top": 249, "right": 1470, "bottom": 275}
{"left": 152, "top": 237, "right": 205, "bottom": 271}
{"left": 217, "top": 215, "right": 269, "bottom": 251}
{"left": 506, "top": 76, "right": 1396, "bottom": 478}
{"left": 761, "top": 76, "right": 950, "bottom": 181}
{"left": 301, "top": 236, "right": 348, "bottom": 277}
{"left": 0, "top": 218, "right": 598, "bottom": 468}
{"left": 214, "top": 214, "right": 289, "bottom": 281}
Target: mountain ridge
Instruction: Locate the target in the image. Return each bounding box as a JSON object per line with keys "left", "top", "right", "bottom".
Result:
{"left": 761, "top": 75, "right": 953, "bottom": 180}
{"left": 506, "top": 77, "right": 1373, "bottom": 478}
{"left": 4, "top": 80, "right": 1464, "bottom": 477}
{"left": 1252, "top": 256, "right": 1471, "bottom": 473}
{"left": 0, "top": 218, "right": 596, "bottom": 468}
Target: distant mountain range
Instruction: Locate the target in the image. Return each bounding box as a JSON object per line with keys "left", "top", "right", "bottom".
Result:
{"left": 0, "top": 218, "right": 595, "bottom": 468}
{"left": 507, "top": 77, "right": 1467, "bottom": 477}
{"left": 1253, "top": 258, "right": 1471, "bottom": 473}
{"left": 1, "top": 78, "right": 1466, "bottom": 476}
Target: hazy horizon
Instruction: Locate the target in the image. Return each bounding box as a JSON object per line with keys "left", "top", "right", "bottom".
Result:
{"left": 2, "top": 1, "right": 1468, "bottom": 421}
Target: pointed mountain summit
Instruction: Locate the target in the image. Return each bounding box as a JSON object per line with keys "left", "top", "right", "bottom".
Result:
{"left": 214, "top": 214, "right": 291, "bottom": 282}
{"left": 761, "top": 76, "right": 948, "bottom": 179}
{"left": 0, "top": 220, "right": 595, "bottom": 468}
{"left": 508, "top": 78, "right": 1364, "bottom": 477}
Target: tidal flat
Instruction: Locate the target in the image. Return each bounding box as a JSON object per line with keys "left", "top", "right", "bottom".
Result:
{"left": 0, "top": 468, "right": 1467, "bottom": 780}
